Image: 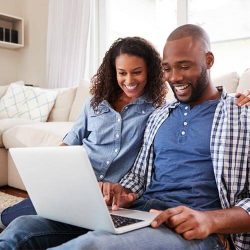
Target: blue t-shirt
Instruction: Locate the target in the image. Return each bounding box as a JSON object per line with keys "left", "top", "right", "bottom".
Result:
{"left": 143, "top": 99, "right": 221, "bottom": 210}
{"left": 63, "top": 96, "right": 154, "bottom": 183}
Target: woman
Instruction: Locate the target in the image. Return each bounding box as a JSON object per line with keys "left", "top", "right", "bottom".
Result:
{"left": 0, "top": 36, "right": 167, "bottom": 228}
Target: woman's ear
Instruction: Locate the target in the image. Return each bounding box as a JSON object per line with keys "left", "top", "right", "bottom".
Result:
{"left": 206, "top": 52, "right": 214, "bottom": 69}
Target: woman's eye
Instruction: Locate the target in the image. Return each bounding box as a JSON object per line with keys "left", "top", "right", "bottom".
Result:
{"left": 118, "top": 72, "right": 126, "bottom": 76}
{"left": 163, "top": 67, "right": 170, "bottom": 72}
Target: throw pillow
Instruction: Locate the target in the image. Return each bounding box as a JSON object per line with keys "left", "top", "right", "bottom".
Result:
{"left": 0, "top": 83, "right": 58, "bottom": 122}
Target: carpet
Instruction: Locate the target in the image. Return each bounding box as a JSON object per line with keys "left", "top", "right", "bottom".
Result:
{"left": 0, "top": 191, "right": 24, "bottom": 211}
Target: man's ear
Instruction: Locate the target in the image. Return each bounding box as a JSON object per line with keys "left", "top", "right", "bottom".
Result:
{"left": 206, "top": 52, "right": 214, "bottom": 69}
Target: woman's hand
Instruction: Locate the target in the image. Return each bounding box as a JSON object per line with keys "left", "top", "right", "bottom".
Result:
{"left": 235, "top": 90, "right": 250, "bottom": 106}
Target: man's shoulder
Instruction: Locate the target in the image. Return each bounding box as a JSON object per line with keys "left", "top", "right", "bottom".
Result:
{"left": 221, "top": 94, "right": 250, "bottom": 115}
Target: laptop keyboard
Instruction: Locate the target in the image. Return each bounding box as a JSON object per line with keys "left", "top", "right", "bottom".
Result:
{"left": 111, "top": 214, "right": 143, "bottom": 228}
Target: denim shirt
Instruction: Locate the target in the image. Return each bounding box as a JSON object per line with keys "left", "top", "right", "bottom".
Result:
{"left": 63, "top": 96, "right": 155, "bottom": 182}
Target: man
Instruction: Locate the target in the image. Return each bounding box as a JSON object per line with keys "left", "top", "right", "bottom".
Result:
{"left": 0, "top": 24, "right": 249, "bottom": 250}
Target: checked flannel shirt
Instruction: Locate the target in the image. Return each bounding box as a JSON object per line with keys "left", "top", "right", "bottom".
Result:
{"left": 120, "top": 90, "right": 250, "bottom": 250}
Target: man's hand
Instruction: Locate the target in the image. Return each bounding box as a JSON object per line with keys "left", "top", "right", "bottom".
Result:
{"left": 235, "top": 90, "right": 250, "bottom": 106}
{"left": 150, "top": 206, "right": 213, "bottom": 240}
{"left": 99, "top": 182, "right": 137, "bottom": 210}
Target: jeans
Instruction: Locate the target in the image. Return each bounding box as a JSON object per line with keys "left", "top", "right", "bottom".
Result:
{"left": 0, "top": 215, "right": 224, "bottom": 250}
{"left": 0, "top": 198, "right": 225, "bottom": 250}
{"left": 1, "top": 198, "right": 36, "bottom": 227}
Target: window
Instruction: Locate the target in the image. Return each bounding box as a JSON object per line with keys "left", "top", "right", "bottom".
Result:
{"left": 103, "top": 0, "right": 177, "bottom": 58}
{"left": 188, "top": 0, "right": 250, "bottom": 77}
{"left": 103, "top": 0, "right": 250, "bottom": 77}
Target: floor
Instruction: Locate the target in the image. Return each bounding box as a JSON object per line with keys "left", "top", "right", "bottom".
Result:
{"left": 0, "top": 185, "right": 28, "bottom": 198}
{"left": 0, "top": 186, "right": 28, "bottom": 233}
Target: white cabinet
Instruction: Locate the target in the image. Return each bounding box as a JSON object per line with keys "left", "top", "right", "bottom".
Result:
{"left": 0, "top": 13, "right": 24, "bottom": 49}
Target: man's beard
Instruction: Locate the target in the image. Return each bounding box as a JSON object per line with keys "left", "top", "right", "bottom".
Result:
{"left": 170, "top": 67, "right": 208, "bottom": 103}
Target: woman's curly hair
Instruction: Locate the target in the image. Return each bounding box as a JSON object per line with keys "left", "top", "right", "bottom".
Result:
{"left": 90, "top": 37, "right": 167, "bottom": 110}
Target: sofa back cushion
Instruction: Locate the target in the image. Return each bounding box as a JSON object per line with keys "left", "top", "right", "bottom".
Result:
{"left": 212, "top": 72, "right": 239, "bottom": 93}
{"left": 237, "top": 68, "right": 250, "bottom": 93}
{"left": 68, "top": 80, "right": 90, "bottom": 121}
{"left": 48, "top": 86, "right": 77, "bottom": 122}
{"left": 0, "top": 83, "right": 58, "bottom": 122}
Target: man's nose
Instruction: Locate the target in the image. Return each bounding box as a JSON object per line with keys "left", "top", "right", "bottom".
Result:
{"left": 166, "top": 69, "right": 183, "bottom": 83}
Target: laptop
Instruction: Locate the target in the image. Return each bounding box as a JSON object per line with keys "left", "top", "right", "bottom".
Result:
{"left": 9, "top": 146, "right": 156, "bottom": 234}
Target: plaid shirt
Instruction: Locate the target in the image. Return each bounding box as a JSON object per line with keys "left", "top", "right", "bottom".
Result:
{"left": 120, "top": 90, "right": 250, "bottom": 250}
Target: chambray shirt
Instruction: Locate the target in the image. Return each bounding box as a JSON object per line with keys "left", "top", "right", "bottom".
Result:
{"left": 120, "top": 90, "right": 250, "bottom": 250}
{"left": 63, "top": 96, "right": 155, "bottom": 183}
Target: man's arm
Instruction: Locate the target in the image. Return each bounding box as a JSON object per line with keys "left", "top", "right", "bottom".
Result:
{"left": 151, "top": 205, "right": 250, "bottom": 240}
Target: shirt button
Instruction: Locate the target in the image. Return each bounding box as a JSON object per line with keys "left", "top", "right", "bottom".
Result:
{"left": 124, "top": 107, "right": 128, "bottom": 110}
{"left": 115, "top": 149, "right": 118, "bottom": 153}
{"left": 142, "top": 110, "right": 145, "bottom": 114}
{"left": 106, "top": 161, "right": 110, "bottom": 165}
{"left": 117, "top": 118, "right": 121, "bottom": 122}
{"left": 181, "top": 131, "right": 186, "bottom": 135}
{"left": 184, "top": 112, "right": 188, "bottom": 116}
{"left": 100, "top": 175, "right": 104, "bottom": 179}
{"left": 185, "top": 106, "right": 188, "bottom": 110}
{"left": 96, "top": 111, "right": 100, "bottom": 114}
{"left": 116, "top": 134, "right": 119, "bottom": 138}
{"left": 184, "top": 121, "right": 188, "bottom": 126}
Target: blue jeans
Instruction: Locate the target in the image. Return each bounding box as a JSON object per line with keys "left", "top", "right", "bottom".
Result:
{"left": 0, "top": 198, "right": 225, "bottom": 250}
{"left": 0, "top": 215, "right": 224, "bottom": 250}
{"left": 1, "top": 198, "right": 36, "bottom": 227}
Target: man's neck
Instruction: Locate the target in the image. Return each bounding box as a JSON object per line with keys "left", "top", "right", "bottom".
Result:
{"left": 189, "top": 84, "right": 220, "bottom": 107}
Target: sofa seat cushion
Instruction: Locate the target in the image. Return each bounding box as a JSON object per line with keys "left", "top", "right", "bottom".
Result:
{"left": 0, "top": 118, "right": 37, "bottom": 147}
{"left": 3, "top": 122, "right": 73, "bottom": 149}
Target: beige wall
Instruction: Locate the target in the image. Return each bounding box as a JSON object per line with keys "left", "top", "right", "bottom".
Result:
{"left": 0, "top": 0, "right": 49, "bottom": 87}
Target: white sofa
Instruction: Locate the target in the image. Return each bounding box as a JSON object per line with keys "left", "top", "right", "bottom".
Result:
{"left": 0, "top": 69, "right": 249, "bottom": 191}
{"left": 0, "top": 81, "right": 89, "bottom": 190}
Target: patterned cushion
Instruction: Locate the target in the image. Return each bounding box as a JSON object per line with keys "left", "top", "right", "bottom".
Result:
{"left": 0, "top": 83, "right": 58, "bottom": 122}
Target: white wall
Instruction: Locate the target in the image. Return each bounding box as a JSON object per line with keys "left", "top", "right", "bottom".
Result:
{"left": 0, "top": 0, "right": 49, "bottom": 87}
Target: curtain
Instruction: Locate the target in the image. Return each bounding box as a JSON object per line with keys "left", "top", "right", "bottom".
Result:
{"left": 46, "top": 0, "right": 93, "bottom": 88}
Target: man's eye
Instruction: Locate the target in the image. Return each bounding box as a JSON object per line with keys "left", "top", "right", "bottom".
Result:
{"left": 181, "top": 65, "right": 189, "bottom": 70}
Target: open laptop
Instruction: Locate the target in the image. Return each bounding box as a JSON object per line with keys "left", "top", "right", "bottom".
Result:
{"left": 9, "top": 146, "right": 156, "bottom": 234}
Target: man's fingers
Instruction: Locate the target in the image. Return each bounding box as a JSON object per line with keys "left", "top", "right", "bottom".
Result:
{"left": 151, "top": 206, "right": 184, "bottom": 228}
{"left": 149, "top": 209, "right": 162, "bottom": 215}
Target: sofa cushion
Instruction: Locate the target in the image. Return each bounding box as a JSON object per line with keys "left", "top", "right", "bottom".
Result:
{"left": 212, "top": 72, "right": 239, "bottom": 93}
{"left": 237, "top": 68, "right": 250, "bottom": 93}
{"left": 3, "top": 122, "right": 73, "bottom": 149}
{"left": 0, "top": 83, "right": 58, "bottom": 122}
{"left": 48, "top": 86, "right": 77, "bottom": 122}
{"left": 0, "top": 118, "right": 37, "bottom": 147}
{"left": 68, "top": 81, "right": 90, "bottom": 122}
